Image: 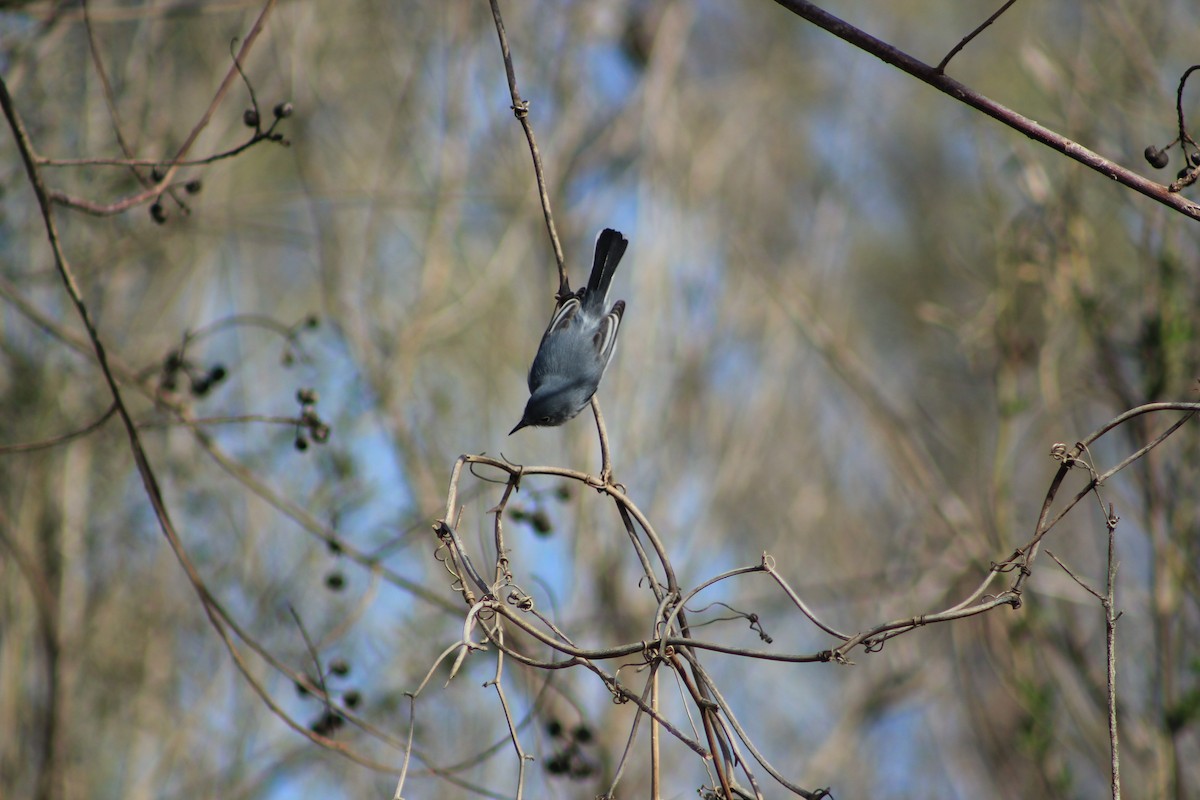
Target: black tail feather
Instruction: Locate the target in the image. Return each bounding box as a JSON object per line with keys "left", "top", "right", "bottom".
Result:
{"left": 585, "top": 228, "right": 628, "bottom": 307}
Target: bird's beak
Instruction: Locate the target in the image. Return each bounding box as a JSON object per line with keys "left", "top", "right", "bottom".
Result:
{"left": 508, "top": 419, "right": 528, "bottom": 435}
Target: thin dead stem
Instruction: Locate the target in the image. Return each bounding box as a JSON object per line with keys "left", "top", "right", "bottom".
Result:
{"left": 429, "top": 393, "right": 1194, "bottom": 796}
{"left": 1105, "top": 508, "right": 1122, "bottom": 800}
{"left": 936, "top": 0, "right": 1021, "bottom": 73}
{"left": 772, "top": 0, "right": 1200, "bottom": 219}
{"left": 486, "top": 0, "right": 567, "bottom": 293}
{"left": 591, "top": 394, "right": 614, "bottom": 485}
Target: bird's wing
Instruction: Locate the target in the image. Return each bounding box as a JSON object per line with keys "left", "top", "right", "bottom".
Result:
{"left": 527, "top": 296, "right": 582, "bottom": 390}
{"left": 592, "top": 300, "right": 625, "bottom": 369}
{"left": 542, "top": 295, "right": 581, "bottom": 340}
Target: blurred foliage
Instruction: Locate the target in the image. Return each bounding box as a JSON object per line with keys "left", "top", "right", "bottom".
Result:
{"left": 1, "top": 1, "right": 1198, "bottom": 798}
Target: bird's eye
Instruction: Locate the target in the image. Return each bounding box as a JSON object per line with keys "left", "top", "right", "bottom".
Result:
{"left": 540, "top": 416, "right": 552, "bottom": 424}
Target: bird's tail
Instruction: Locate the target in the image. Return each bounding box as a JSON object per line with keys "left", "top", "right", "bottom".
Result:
{"left": 584, "top": 228, "right": 628, "bottom": 309}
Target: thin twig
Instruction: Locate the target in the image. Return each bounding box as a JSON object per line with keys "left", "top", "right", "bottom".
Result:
{"left": 436, "top": 520, "right": 492, "bottom": 599}
{"left": 197, "top": 433, "right": 459, "bottom": 613}
{"left": 668, "top": 655, "right": 736, "bottom": 796}
{"left": 47, "top": 0, "right": 279, "bottom": 217}
{"left": 82, "top": 0, "right": 155, "bottom": 193}
{"left": 0, "top": 74, "right": 459, "bottom": 774}
{"left": 288, "top": 606, "right": 332, "bottom": 708}
{"left": 936, "top": 0, "right": 1021, "bottom": 73}
{"left": 761, "top": 554, "right": 852, "bottom": 640}
{"left": 1019, "top": 406, "right": 1199, "bottom": 574}
{"left": 618, "top": 502, "right": 665, "bottom": 601}
{"left": 485, "top": 639, "right": 528, "bottom": 800}
{"left": 488, "top": 479, "right": 519, "bottom": 585}
{"left": 1174, "top": 65, "right": 1200, "bottom": 150}
{"left": 434, "top": 395, "right": 1196, "bottom": 797}
{"left": 1104, "top": 505, "right": 1122, "bottom": 800}
{"left": 651, "top": 665, "right": 661, "bottom": 800}
{"left": 681, "top": 652, "right": 829, "bottom": 799}
{"left": 486, "top": 0, "right": 567, "bottom": 293}
{"left": 392, "top": 695, "right": 417, "bottom": 800}
{"left": 702, "top": 703, "right": 735, "bottom": 800}
{"left": 39, "top": 128, "right": 286, "bottom": 180}
{"left": 1045, "top": 550, "right": 1104, "bottom": 601}
{"left": 161, "top": 0, "right": 278, "bottom": 188}
{"left": 0, "top": 403, "right": 117, "bottom": 453}
{"left": 603, "top": 669, "right": 656, "bottom": 798}
{"left": 831, "top": 594, "right": 1020, "bottom": 661}
{"left": 771, "top": 0, "right": 1200, "bottom": 219}
{"left": 569, "top": 658, "right": 710, "bottom": 757}
{"left": 3, "top": 65, "right": 421, "bottom": 776}
{"left": 591, "top": 394, "right": 614, "bottom": 484}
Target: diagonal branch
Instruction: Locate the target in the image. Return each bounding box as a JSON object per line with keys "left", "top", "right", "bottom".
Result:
{"left": 44, "top": 0, "right": 279, "bottom": 217}
{"left": 486, "top": 0, "right": 568, "bottom": 295}
{"left": 771, "top": 0, "right": 1200, "bottom": 221}
{"left": 936, "top": 0, "right": 1021, "bottom": 73}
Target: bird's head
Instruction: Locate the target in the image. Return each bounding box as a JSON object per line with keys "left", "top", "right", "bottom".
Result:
{"left": 509, "top": 381, "right": 592, "bottom": 434}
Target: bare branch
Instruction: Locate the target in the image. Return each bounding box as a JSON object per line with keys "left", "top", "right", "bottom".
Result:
{"left": 1105, "top": 508, "right": 1122, "bottom": 800}
{"left": 936, "top": 0, "right": 1021, "bottom": 73}
{"left": 0, "top": 404, "right": 117, "bottom": 453}
{"left": 771, "top": 0, "right": 1200, "bottom": 220}
{"left": 486, "top": 0, "right": 567, "bottom": 294}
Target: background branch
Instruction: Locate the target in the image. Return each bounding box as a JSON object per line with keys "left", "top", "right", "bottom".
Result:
{"left": 772, "top": 0, "right": 1200, "bottom": 220}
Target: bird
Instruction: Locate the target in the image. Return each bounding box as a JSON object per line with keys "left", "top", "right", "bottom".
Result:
{"left": 510, "top": 228, "right": 629, "bottom": 435}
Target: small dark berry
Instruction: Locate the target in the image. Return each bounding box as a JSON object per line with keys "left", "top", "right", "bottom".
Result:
{"left": 295, "top": 681, "right": 310, "bottom": 697}
{"left": 546, "top": 718, "right": 564, "bottom": 738}
{"left": 1191, "top": 151, "right": 1200, "bottom": 167}
{"left": 546, "top": 755, "right": 569, "bottom": 775}
{"left": 572, "top": 724, "right": 593, "bottom": 744}
{"left": 297, "top": 388, "right": 318, "bottom": 406}
{"left": 530, "top": 510, "right": 553, "bottom": 536}
{"left": 305, "top": 313, "right": 320, "bottom": 329}
{"left": 208, "top": 364, "right": 227, "bottom": 383}
{"left": 569, "top": 761, "right": 595, "bottom": 779}
{"left": 151, "top": 167, "right": 164, "bottom": 182}
{"left": 325, "top": 571, "right": 345, "bottom": 590}
{"left": 273, "top": 101, "right": 294, "bottom": 119}
{"left": 343, "top": 690, "right": 361, "bottom": 708}
{"left": 243, "top": 108, "right": 260, "bottom": 128}
{"left": 326, "top": 539, "right": 343, "bottom": 555}
{"left": 150, "top": 202, "right": 167, "bottom": 224}
{"left": 329, "top": 659, "right": 350, "bottom": 677}
{"left": 294, "top": 436, "right": 309, "bottom": 452}
{"left": 1144, "top": 146, "right": 1169, "bottom": 169}
{"left": 312, "top": 422, "right": 331, "bottom": 443}
{"left": 311, "top": 711, "right": 345, "bottom": 736}
{"left": 191, "top": 378, "right": 211, "bottom": 397}
{"left": 1178, "top": 167, "right": 1191, "bottom": 180}
{"left": 185, "top": 179, "right": 203, "bottom": 194}
{"left": 555, "top": 483, "right": 571, "bottom": 501}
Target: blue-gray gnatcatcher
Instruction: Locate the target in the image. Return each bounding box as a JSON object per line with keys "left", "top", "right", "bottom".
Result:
{"left": 510, "top": 228, "right": 629, "bottom": 434}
